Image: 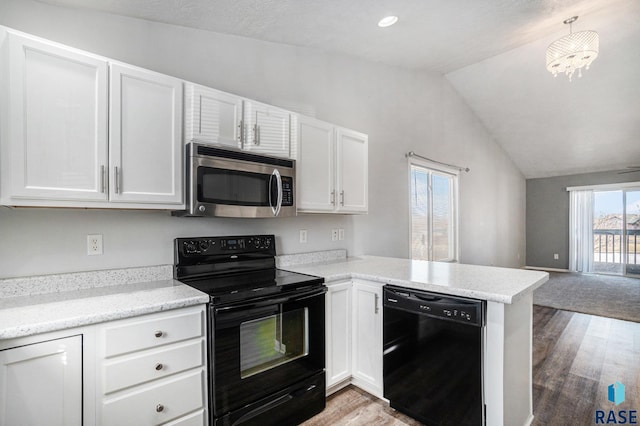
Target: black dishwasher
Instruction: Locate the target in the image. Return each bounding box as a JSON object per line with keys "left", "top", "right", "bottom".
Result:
{"left": 383, "top": 285, "right": 485, "bottom": 426}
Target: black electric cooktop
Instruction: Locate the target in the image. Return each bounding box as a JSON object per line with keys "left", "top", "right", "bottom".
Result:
{"left": 173, "top": 235, "right": 324, "bottom": 305}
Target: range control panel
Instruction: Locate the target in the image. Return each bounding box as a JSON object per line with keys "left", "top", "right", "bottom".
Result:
{"left": 176, "top": 235, "right": 275, "bottom": 256}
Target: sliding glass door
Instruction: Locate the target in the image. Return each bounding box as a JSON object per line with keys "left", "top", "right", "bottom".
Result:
{"left": 625, "top": 190, "right": 640, "bottom": 276}
{"left": 592, "top": 189, "right": 640, "bottom": 277}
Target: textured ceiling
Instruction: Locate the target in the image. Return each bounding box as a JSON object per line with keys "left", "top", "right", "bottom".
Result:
{"left": 36, "top": 0, "right": 640, "bottom": 178}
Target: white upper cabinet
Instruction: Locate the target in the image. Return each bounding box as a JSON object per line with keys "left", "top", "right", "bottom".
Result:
{"left": 243, "top": 100, "right": 292, "bottom": 158}
{"left": 5, "top": 31, "right": 109, "bottom": 202}
{"left": 183, "top": 85, "right": 295, "bottom": 159}
{"left": 1, "top": 30, "right": 184, "bottom": 209}
{"left": 297, "top": 116, "right": 335, "bottom": 212}
{"left": 336, "top": 128, "right": 368, "bottom": 213}
{"left": 297, "top": 116, "right": 368, "bottom": 214}
{"left": 184, "top": 83, "right": 242, "bottom": 148}
{"left": 109, "top": 63, "right": 183, "bottom": 205}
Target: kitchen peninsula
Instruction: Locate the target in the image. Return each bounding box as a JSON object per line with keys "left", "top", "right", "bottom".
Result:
{"left": 282, "top": 255, "right": 549, "bottom": 426}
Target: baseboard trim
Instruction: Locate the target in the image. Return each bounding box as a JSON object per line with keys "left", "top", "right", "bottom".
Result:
{"left": 326, "top": 378, "right": 351, "bottom": 396}
{"left": 524, "top": 266, "right": 570, "bottom": 273}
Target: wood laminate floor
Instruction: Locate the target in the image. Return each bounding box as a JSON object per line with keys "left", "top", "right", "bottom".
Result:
{"left": 304, "top": 306, "right": 640, "bottom": 425}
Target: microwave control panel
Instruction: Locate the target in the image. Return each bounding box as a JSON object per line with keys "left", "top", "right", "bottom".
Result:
{"left": 282, "top": 177, "right": 293, "bottom": 206}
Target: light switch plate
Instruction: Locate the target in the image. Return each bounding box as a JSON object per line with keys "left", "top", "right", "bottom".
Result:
{"left": 338, "top": 228, "right": 345, "bottom": 241}
{"left": 299, "top": 229, "right": 308, "bottom": 244}
{"left": 331, "top": 229, "right": 338, "bottom": 241}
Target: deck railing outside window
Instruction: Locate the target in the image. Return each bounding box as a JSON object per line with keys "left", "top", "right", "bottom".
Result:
{"left": 593, "top": 229, "right": 640, "bottom": 265}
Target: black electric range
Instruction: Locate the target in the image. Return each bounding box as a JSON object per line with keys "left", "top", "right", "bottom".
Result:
{"left": 173, "top": 235, "right": 327, "bottom": 426}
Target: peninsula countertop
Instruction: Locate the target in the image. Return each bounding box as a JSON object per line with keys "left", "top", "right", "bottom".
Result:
{"left": 282, "top": 256, "right": 549, "bottom": 304}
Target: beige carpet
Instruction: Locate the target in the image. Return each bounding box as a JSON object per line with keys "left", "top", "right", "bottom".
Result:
{"left": 533, "top": 272, "right": 640, "bottom": 323}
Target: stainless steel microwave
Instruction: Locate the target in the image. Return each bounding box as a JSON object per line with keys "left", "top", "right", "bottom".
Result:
{"left": 174, "top": 143, "right": 296, "bottom": 218}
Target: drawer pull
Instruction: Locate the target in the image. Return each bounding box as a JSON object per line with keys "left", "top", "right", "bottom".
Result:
{"left": 155, "top": 363, "right": 164, "bottom": 371}
{"left": 154, "top": 330, "right": 163, "bottom": 338}
{"left": 156, "top": 404, "right": 164, "bottom": 413}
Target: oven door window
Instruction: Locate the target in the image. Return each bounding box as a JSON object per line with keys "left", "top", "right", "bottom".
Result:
{"left": 240, "top": 307, "right": 308, "bottom": 378}
{"left": 198, "top": 167, "right": 276, "bottom": 206}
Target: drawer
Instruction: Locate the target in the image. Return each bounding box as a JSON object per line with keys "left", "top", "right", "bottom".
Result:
{"left": 164, "top": 409, "right": 206, "bottom": 426}
{"left": 102, "top": 369, "right": 205, "bottom": 426}
{"left": 103, "top": 339, "right": 205, "bottom": 394}
{"left": 102, "top": 307, "right": 204, "bottom": 358}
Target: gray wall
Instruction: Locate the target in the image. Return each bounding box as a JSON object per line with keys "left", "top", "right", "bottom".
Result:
{"left": 0, "top": 0, "right": 526, "bottom": 279}
{"left": 526, "top": 171, "right": 640, "bottom": 269}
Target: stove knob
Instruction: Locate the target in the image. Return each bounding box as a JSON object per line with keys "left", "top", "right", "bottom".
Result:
{"left": 199, "top": 240, "right": 209, "bottom": 251}
{"left": 184, "top": 242, "right": 197, "bottom": 253}
{"left": 198, "top": 205, "right": 206, "bottom": 213}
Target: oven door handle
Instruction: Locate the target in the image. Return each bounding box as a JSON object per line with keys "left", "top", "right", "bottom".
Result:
{"left": 215, "top": 287, "right": 326, "bottom": 314}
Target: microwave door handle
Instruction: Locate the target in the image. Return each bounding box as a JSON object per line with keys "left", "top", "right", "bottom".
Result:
{"left": 274, "top": 168, "right": 283, "bottom": 216}
{"left": 268, "top": 173, "right": 276, "bottom": 216}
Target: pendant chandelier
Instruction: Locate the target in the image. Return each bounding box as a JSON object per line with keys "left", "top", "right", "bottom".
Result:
{"left": 546, "top": 16, "right": 599, "bottom": 82}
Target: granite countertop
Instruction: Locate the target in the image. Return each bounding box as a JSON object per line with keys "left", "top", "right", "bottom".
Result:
{"left": 282, "top": 256, "right": 549, "bottom": 304}
{"left": 0, "top": 254, "right": 548, "bottom": 340}
{"left": 0, "top": 266, "right": 209, "bottom": 340}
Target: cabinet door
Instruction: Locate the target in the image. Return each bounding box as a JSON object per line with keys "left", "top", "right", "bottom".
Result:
{"left": 326, "top": 281, "right": 352, "bottom": 388}
{"left": 351, "top": 281, "right": 383, "bottom": 397}
{"left": 185, "top": 84, "right": 242, "bottom": 148}
{"left": 297, "top": 116, "right": 335, "bottom": 212}
{"left": 243, "top": 100, "right": 291, "bottom": 158}
{"left": 7, "top": 32, "right": 108, "bottom": 201}
{"left": 336, "top": 128, "right": 368, "bottom": 213}
{"left": 0, "top": 335, "right": 82, "bottom": 426}
{"left": 109, "top": 63, "right": 183, "bottom": 205}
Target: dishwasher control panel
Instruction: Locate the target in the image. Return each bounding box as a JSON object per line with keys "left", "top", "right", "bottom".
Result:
{"left": 383, "top": 285, "right": 484, "bottom": 326}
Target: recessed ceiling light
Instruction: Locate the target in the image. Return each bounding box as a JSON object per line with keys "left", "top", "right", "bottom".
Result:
{"left": 378, "top": 16, "right": 398, "bottom": 28}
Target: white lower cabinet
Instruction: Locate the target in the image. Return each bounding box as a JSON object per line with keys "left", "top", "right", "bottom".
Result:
{"left": 97, "top": 305, "right": 208, "bottom": 426}
{"left": 0, "top": 335, "right": 83, "bottom": 426}
{"left": 325, "top": 281, "right": 352, "bottom": 388}
{"left": 102, "top": 370, "right": 205, "bottom": 426}
{"left": 351, "top": 280, "right": 383, "bottom": 397}
{"left": 0, "top": 304, "right": 208, "bottom": 426}
{"left": 325, "top": 280, "right": 383, "bottom": 398}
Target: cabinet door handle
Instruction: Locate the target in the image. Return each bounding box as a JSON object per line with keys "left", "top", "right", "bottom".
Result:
{"left": 156, "top": 404, "right": 164, "bottom": 413}
{"left": 114, "top": 166, "right": 121, "bottom": 194}
{"left": 253, "top": 123, "right": 260, "bottom": 145}
{"left": 340, "top": 190, "right": 345, "bottom": 206}
{"left": 154, "top": 330, "right": 163, "bottom": 338}
{"left": 155, "top": 363, "right": 164, "bottom": 371}
{"left": 238, "top": 119, "right": 244, "bottom": 144}
{"left": 375, "top": 293, "right": 379, "bottom": 314}
{"left": 100, "top": 165, "right": 106, "bottom": 193}
{"left": 331, "top": 191, "right": 336, "bottom": 205}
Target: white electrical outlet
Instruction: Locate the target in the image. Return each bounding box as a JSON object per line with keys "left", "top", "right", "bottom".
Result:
{"left": 553, "top": 253, "right": 559, "bottom": 260}
{"left": 299, "top": 229, "right": 308, "bottom": 244}
{"left": 331, "top": 229, "right": 338, "bottom": 241}
{"left": 338, "top": 228, "right": 345, "bottom": 241}
{"left": 87, "top": 234, "right": 103, "bottom": 255}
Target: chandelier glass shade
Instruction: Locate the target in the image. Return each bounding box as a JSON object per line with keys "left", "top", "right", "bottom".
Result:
{"left": 546, "top": 16, "right": 599, "bottom": 82}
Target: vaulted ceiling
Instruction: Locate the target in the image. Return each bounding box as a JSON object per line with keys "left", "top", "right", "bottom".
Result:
{"left": 37, "top": 0, "right": 640, "bottom": 178}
